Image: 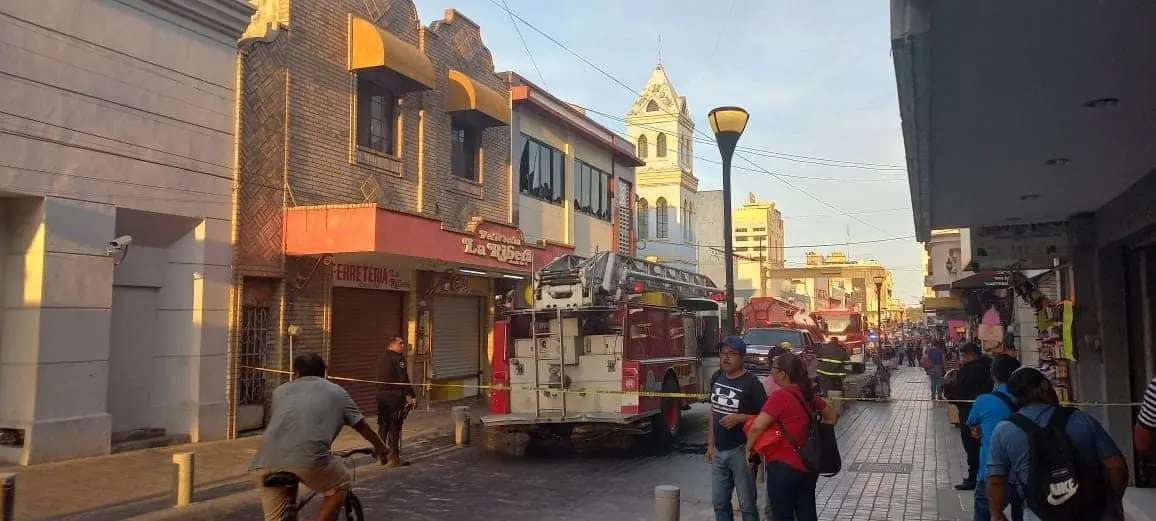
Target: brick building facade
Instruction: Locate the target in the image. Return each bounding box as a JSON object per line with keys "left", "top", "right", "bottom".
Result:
{"left": 230, "top": 0, "right": 570, "bottom": 435}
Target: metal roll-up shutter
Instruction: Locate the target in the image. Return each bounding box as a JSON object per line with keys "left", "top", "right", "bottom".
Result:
{"left": 431, "top": 295, "right": 482, "bottom": 380}
{"left": 330, "top": 288, "right": 404, "bottom": 415}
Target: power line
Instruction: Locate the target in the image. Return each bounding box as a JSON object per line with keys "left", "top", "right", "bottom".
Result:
{"left": 500, "top": 0, "right": 547, "bottom": 89}
{"left": 641, "top": 234, "right": 915, "bottom": 250}
{"left": 483, "top": 0, "right": 906, "bottom": 172}
{"left": 783, "top": 207, "right": 911, "bottom": 219}
{"left": 694, "top": 154, "right": 905, "bottom": 183}
{"left": 579, "top": 106, "right": 907, "bottom": 174}
{"left": 573, "top": 105, "right": 905, "bottom": 182}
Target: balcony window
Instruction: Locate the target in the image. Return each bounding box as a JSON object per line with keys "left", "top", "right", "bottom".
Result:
{"left": 450, "top": 118, "right": 480, "bottom": 181}
{"left": 356, "top": 78, "right": 398, "bottom": 155}
{"left": 574, "top": 160, "right": 613, "bottom": 220}
{"left": 518, "top": 134, "right": 564, "bottom": 204}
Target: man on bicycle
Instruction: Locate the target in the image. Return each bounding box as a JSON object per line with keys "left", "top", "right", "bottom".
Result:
{"left": 251, "top": 353, "right": 388, "bottom": 521}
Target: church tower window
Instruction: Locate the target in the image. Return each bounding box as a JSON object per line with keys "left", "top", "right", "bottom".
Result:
{"left": 656, "top": 133, "right": 667, "bottom": 157}
{"left": 637, "top": 134, "right": 648, "bottom": 158}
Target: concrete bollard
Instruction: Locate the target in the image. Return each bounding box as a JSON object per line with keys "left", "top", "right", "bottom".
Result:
{"left": 654, "top": 485, "right": 680, "bottom": 521}
{"left": 451, "top": 406, "right": 471, "bottom": 446}
{"left": 172, "top": 452, "right": 195, "bottom": 507}
{"left": 0, "top": 473, "right": 14, "bottom": 521}
{"left": 828, "top": 390, "right": 844, "bottom": 415}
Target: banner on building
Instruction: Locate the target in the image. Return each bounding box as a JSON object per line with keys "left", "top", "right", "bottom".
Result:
{"left": 851, "top": 278, "right": 866, "bottom": 308}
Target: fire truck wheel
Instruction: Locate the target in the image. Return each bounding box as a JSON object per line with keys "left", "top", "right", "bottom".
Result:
{"left": 645, "top": 374, "right": 681, "bottom": 453}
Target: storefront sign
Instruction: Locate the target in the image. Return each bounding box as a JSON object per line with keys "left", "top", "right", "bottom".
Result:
{"left": 461, "top": 226, "right": 533, "bottom": 266}
{"left": 332, "top": 263, "right": 413, "bottom": 291}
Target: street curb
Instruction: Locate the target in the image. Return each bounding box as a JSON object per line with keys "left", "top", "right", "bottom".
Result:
{"left": 50, "top": 429, "right": 458, "bottom": 521}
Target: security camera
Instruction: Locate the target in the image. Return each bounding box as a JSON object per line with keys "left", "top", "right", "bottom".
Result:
{"left": 107, "top": 235, "right": 133, "bottom": 256}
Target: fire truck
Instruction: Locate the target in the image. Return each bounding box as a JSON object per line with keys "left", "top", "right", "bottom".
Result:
{"left": 738, "top": 297, "right": 824, "bottom": 338}
{"left": 483, "top": 252, "right": 726, "bottom": 455}
{"left": 812, "top": 307, "right": 868, "bottom": 359}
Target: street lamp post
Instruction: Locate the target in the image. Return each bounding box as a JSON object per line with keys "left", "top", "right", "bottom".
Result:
{"left": 708, "top": 106, "right": 750, "bottom": 334}
{"left": 873, "top": 276, "right": 885, "bottom": 363}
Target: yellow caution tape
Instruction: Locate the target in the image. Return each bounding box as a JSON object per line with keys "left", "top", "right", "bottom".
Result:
{"left": 240, "top": 366, "right": 1144, "bottom": 407}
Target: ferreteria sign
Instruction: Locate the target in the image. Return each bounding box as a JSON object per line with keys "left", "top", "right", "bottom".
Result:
{"left": 332, "top": 263, "right": 414, "bottom": 291}
{"left": 461, "top": 224, "right": 533, "bottom": 266}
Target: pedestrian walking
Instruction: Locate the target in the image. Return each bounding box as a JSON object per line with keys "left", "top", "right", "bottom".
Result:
{"left": 967, "top": 355, "right": 1024, "bottom": 521}
{"left": 707, "top": 336, "right": 768, "bottom": 521}
{"left": 944, "top": 342, "right": 993, "bottom": 490}
{"left": 986, "top": 367, "right": 1129, "bottom": 521}
{"left": 744, "top": 353, "right": 839, "bottom": 521}
{"left": 923, "top": 340, "right": 946, "bottom": 400}
{"left": 375, "top": 335, "right": 418, "bottom": 467}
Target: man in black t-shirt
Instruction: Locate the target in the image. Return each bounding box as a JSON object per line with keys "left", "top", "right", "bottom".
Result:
{"left": 707, "top": 336, "right": 768, "bottom": 521}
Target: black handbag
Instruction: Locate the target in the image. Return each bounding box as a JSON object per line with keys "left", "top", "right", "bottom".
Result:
{"left": 775, "top": 391, "right": 842, "bottom": 476}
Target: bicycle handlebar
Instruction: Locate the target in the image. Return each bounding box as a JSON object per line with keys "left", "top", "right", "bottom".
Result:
{"left": 333, "top": 447, "right": 375, "bottom": 458}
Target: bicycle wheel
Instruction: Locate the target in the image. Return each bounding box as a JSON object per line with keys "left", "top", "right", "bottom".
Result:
{"left": 342, "top": 492, "right": 364, "bottom": 521}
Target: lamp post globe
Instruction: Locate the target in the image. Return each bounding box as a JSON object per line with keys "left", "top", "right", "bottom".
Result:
{"left": 708, "top": 106, "right": 750, "bottom": 334}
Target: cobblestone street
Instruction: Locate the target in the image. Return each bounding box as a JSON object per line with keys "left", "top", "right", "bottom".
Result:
{"left": 111, "top": 367, "right": 978, "bottom": 521}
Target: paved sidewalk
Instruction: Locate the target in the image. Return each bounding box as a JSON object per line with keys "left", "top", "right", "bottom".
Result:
{"left": 678, "top": 366, "right": 972, "bottom": 521}
{"left": 0, "top": 399, "right": 485, "bottom": 521}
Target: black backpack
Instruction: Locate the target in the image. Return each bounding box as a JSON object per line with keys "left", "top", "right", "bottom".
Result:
{"left": 776, "top": 391, "right": 842, "bottom": 476}
{"left": 1007, "top": 407, "right": 1106, "bottom": 521}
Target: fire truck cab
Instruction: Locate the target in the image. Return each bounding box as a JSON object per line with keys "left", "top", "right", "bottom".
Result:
{"left": 483, "top": 252, "right": 725, "bottom": 455}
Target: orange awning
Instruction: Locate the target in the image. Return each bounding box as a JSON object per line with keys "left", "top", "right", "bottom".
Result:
{"left": 445, "top": 70, "right": 510, "bottom": 127}
{"left": 349, "top": 15, "right": 435, "bottom": 93}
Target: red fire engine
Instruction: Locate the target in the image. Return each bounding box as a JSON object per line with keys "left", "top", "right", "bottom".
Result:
{"left": 739, "top": 297, "right": 824, "bottom": 338}
{"left": 484, "top": 252, "right": 726, "bottom": 454}
{"left": 812, "top": 307, "right": 868, "bottom": 357}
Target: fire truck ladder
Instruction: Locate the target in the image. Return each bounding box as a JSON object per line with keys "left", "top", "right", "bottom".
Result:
{"left": 527, "top": 306, "right": 567, "bottom": 418}
{"left": 529, "top": 258, "right": 567, "bottom": 419}
{"left": 535, "top": 251, "right": 720, "bottom": 308}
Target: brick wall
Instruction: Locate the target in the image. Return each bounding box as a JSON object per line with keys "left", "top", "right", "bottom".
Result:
{"left": 231, "top": 0, "right": 513, "bottom": 405}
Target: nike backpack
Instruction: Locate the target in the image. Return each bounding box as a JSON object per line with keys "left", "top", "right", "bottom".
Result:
{"left": 1007, "top": 407, "right": 1106, "bottom": 521}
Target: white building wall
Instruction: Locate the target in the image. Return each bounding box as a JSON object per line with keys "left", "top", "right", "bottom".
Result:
{"left": 0, "top": 0, "right": 251, "bottom": 464}
{"left": 513, "top": 100, "right": 634, "bottom": 258}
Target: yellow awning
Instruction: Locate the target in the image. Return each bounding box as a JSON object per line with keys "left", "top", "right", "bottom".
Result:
{"left": 923, "top": 297, "right": 963, "bottom": 311}
{"left": 349, "top": 15, "right": 435, "bottom": 92}
{"left": 445, "top": 69, "right": 511, "bottom": 127}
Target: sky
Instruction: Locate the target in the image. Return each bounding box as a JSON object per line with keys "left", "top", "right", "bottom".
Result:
{"left": 413, "top": 0, "right": 926, "bottom": 303}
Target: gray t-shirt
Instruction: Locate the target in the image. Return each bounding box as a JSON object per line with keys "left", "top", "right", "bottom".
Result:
{"left": 250, "top": 377, "right": 365, "bottom": 470}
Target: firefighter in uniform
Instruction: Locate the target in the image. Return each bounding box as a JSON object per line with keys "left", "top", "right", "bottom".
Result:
{"left": 816, "top": 338, "right": 850, "bottom": 396}
{"left": 375, "top": 335, "right": 418, "bottom": 467}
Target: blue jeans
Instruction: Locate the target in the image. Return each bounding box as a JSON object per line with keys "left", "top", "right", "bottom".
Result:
{"left": 711, "top": 446, "right": 759, "bottom": 521}
{"left": 928, "top": 369, "right": 944, "bottom": 398}
{"left": 974, "top": 480, "right": 1024, "bottom": 521}
{"left": 765, "top": 461, "right": 818, "bottom": 521}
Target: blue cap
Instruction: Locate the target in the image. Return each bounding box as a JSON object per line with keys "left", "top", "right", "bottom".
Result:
{"left": 717, "top": 335, "right": 747, "bottom": 354}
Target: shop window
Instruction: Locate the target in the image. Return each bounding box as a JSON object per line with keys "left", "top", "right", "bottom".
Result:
{"left": 637, "top": 197, "right": 649, "bottom": 240}
{"left": 574, "top": 160, "right": 613, "bottom": 220}
{"left": 656, "top": 133, "right": 667, "bottom": 157}
{"left": 637, "top": 134, "right": 648, "bottom": 158}
{"left": 450, "top": 118, "right": 480, "bottom": 181}
{"left": 656, "top": 197, "right": 669, "bottom": 238}
{"left": 518, "top": 134, "right": 564, "bottom": 204}
{"left": 356, "top": 77, "right": 398, "bottom": 155}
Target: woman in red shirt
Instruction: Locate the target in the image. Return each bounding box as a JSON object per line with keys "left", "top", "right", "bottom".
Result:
{"left": 745, "top": 353, "right": 838, "bottom": 521}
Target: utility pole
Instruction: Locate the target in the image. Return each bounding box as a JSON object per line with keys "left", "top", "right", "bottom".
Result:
{"left": 758, "top": 236, "right": 767, "bottom": 297}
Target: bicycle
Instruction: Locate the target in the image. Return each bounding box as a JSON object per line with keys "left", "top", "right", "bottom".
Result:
{"left": 260, "top": 447, "right": 374, "bottom": 521}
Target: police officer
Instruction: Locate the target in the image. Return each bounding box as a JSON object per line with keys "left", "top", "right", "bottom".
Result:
{"left": 816, "top": 338, "right": 850, "bottom": 396}
{"left": 375, "top": 335, "right": 418, "bottom": 467}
